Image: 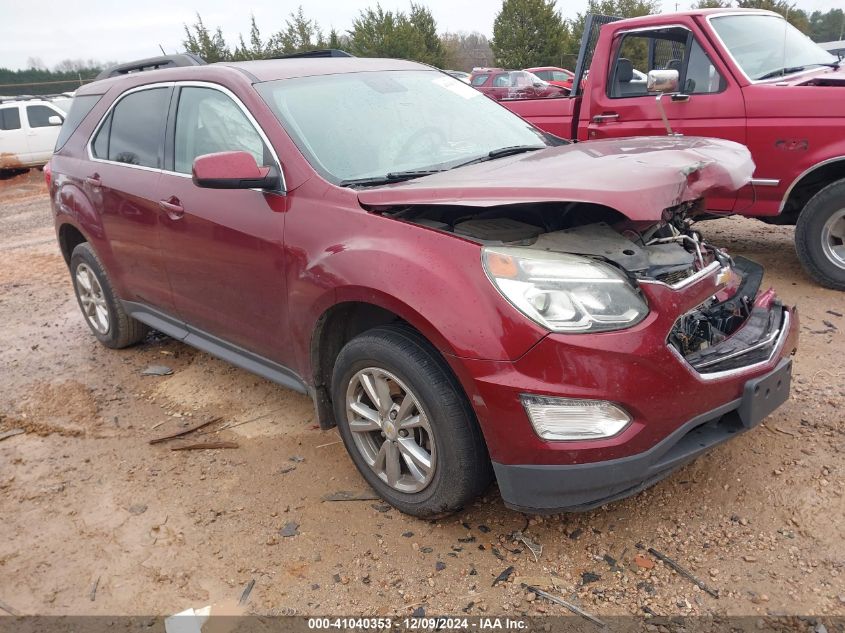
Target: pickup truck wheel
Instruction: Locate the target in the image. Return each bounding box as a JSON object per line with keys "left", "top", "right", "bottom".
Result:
{"left": 70, "top": 243, "right": 149, "bottom": 348}
{"left": 795, "top": 179, "right": 845, "bottom": 290}
{"left": 331, "top": 324, "right": 491, "bottom": 517}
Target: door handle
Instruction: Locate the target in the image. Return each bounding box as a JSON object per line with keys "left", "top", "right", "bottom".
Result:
{"left": 158, "top": 198, "right": 185, "bottom": 220}
{"left": 592, "top": 112, "right": 620, "bottom": 123}
{"left": 85, "top": 174, "right": 101, "bottom": 187}
{"left": 671, "top": 93, "right": 690, "bottom": 102}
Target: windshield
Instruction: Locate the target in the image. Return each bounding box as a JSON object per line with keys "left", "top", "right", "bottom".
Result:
{"left": 710, "top": 14, "right": 837, "bottom": 81}
{"left": 256, "top": 70, "right": 549, "bottom": 183}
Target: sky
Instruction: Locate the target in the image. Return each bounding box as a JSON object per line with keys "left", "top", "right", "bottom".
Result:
{"left": 1, "top": 0, "right": 843, "bottom": 70}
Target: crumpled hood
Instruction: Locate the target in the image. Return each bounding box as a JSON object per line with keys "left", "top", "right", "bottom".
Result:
{"left": 357, "top": 136, "right": 754, "bottom": 221}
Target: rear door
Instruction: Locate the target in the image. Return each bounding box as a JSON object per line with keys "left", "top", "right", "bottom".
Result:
{"left": 87, "top": 85, "right": 175, "bottom": 313}
{"left": 0, "top": 105, "right": 28, "bottom": 168}
{"left": 156, "top": 83, "right": 291, "bottom": 363}
{"left": 586, "top": 22, "right": 746, "bottom": 211}
{"left": 24, "top": 103, "right": 64, "bottom": 163}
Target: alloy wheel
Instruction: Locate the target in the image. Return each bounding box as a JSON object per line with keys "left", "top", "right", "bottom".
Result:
{"left": 821, "top": 207, "right": 845, "bottom": 270}
{"left": 345, "top": 367, "right": 436, "bottom": 493}
{"left": 75, "top": 263, "right": 110, "bottom": 334}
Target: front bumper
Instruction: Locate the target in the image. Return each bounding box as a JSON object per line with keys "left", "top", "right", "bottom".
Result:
{"left": 450, "top": 258, "right": 799, "bottom": 513}
{"left": 494, "top": 357, "right": 792, "bottom": 513}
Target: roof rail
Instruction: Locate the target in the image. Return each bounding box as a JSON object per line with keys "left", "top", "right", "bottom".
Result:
{"left": 94, "top": 53, "right": 206, "bottom": 81}
{"left": 273, "top": 49, "right": 354, "bottom": 59}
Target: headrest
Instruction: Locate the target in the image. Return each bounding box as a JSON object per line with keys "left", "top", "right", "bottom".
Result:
{"left": 616, "top": 58, "right": 633, "bottom": 82}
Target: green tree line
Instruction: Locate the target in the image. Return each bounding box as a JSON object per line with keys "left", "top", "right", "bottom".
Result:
{"left": 1, "top": 0, "right": 842, "bottom": 96}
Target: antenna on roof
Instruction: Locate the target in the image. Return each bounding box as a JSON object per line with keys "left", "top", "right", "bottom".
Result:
{"left": 159, "top": 44, "right": 167, "bottom": 55}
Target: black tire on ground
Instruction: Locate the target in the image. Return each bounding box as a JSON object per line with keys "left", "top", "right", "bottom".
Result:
{"left": 795, "top": 179, "right": 845, "bottom": 291}
{"left": 69, "top": 242, "right": 149, "bottom": 348}
{"left": 331, "top": 324, "right": 492, "bottom": 517}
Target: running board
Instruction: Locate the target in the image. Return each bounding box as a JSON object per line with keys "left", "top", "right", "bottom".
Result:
{"left": 121, "top": 300, "right": 307, "bottom": 395}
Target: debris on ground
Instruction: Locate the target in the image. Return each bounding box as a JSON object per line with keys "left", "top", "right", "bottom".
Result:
{"left": 171, "top": 441, "right": 239, "bottom": 451}
{"left": 492, "top": 566, "right": 514, "bottom": 586}
{"left": 289, "top": 455, "right": 305, "bottom": 463}
{"left": 321, "top": 490, "right": 380, "bottom": 502}
{"left": 280, "top": 522, "right": 300, "bottom": 538}
{"left": 642, "top": 545, "right": 720, "bottom": 598}
{"left": 0, "top": 597, "right": 20, "bottom": 616}
{"left": 140, "top": 365, "right": 173, "bottom": 376}
{"left": 0, "top": 428, "right": 24, "bottom": 442}
{"left": 581, "top": 571, "right": 601, "bottom": 584}
{"left": 239, "top": 578, "right": 255, "bottom": 606}
{"left": 633, "top": 553, "right": 655, "bottom": 570}
{"left": 523, "top": 584, "right": 604, "bottom": 627}
{"left": 88, "top": 575, "right": 100, "bottom": 602}
{"left": 512, "top": 531, "right": 542, "bottom": 562}
{"left": 128, "top": 504, "right": 147, "bottom": 515}
{"left": 149, "top": 417, "right": 221, "bottom": 445}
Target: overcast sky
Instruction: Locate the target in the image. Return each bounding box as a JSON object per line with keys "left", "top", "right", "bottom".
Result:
{"left": 1, "top": 0, "right": 843, "bottom": 70}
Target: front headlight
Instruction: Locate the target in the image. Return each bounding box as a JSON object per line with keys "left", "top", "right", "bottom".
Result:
{"left": 482, "top": 247, "right": 648, "bottom": 333}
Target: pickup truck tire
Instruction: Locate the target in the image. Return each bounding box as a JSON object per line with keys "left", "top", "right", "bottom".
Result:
{"left": 332, "top": 324, "right": 492, "bottom": 517}
{"left": 795, "top": 179, "right": 845, "bottom": 290}
{"left": 70, "top": 242, "right": 149, "bottom": 348}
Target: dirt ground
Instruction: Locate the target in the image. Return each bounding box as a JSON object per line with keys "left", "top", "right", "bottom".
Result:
{"left": 0, "top": 169, "right": 843, "bottom": 620}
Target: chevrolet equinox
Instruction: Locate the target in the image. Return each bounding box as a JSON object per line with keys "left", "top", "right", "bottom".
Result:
{"left": 48, "top": 56, "right": 799, "bottom": 516}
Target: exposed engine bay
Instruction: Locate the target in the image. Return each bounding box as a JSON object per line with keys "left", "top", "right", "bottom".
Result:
{"left": 387, "top": 199, "right": 786, "bottom": 373}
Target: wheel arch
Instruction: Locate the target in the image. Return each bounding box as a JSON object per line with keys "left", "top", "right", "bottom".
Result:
{"left": 780, "top": 156, "right": 845, "bottom": 220}
{"left": 57, "top": 220, "right": 91, "bottom": 266}
{"left": 307, "top": 295, "right": 474, "bottom": 430}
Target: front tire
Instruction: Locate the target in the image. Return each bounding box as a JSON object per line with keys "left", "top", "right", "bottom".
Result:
{"left": 795, "top": 179, "right": 845, "bottom": 290}
{"left": 70, "top": 242, "right": 149, "bottom": 348}
{"left": 331, "top": 325, "right": 492, "bottom": 517}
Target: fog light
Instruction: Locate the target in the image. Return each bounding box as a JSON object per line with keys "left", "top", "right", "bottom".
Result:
{"left": 521, "top": 395, "right": 631, "bottom": 441}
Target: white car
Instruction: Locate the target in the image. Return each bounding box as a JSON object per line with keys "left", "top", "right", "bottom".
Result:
{"left": 0, "top": 99, "right": 67, "bottom": 170}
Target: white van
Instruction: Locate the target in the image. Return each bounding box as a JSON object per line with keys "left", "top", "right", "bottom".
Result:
{"left": 0, "top": 99, "right": 67, "bottom": 170}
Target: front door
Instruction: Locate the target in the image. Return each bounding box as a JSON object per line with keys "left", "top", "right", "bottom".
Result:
{"left": 157, "top": 84, "right": 291, "bottom": 364}
{"left": 0, "top": 105, "right": 28, "bottom": 167}
{"left": 24, "top": 103, "right": 64, "bottom": 163}
{"left": 586, "top": 24, "right": 746, "bottom": 212}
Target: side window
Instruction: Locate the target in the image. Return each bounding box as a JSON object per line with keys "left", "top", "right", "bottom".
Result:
{"left": 534, "top": 70, "right": 551, "bottom": 81}
{"left": 55, "top": 94, "right": 102, "bottom": 151}
{"left": 685, "top": 39, "right": 725, "bottom": 94}
{"left": 0, "top": 107, "right": 21, "bottom": 131}
{"left": 470, "top": 74, "right": 489, "bottom": 86}
{"left": 92, "top": 87, "right": 169, "bottom": 168}
{"left": 492, "top": 74, "right": 510, "bottom": 87}
{"left": 26, "top": 105, "right": 63, "bottom": 128}
{"left": 173, "top": 87, "right": 268, "bottom": 174}
{"left": 609, "top": 28, "right": 725, "bottom": 98}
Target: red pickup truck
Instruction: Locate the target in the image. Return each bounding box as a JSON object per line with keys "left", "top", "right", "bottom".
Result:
{"left": 501, "top": 9, "right": 845, "bottom": 289}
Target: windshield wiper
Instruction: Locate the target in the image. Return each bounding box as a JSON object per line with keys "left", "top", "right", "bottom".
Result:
{"left": 755, "top": 61, "right": 839, "bottom": 81}
{"left": 339, "top": 170, "right": 443, "bottom": 188}
{"left": 452, "top": 145, "right": 545, "bottom": 169}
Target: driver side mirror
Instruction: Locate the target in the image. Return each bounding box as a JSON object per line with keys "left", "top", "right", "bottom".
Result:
{"left": 192, "top": 151, "right": 281, "bottom": 191}
{"left": 647, "top": 69, "right": 679, "bottom": 94}
{"left": 48, "top": 115, "right": 63, "bottom": 126}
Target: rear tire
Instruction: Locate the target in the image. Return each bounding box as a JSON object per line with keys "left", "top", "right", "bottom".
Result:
{"left": 331, "top": 324, "right": 492, "bottom": 517}
{"left": 70, "top": 242, "right": 149, "bottom": 348}
{"left": 795, "top": 179, "right": 845, "bottom": 290}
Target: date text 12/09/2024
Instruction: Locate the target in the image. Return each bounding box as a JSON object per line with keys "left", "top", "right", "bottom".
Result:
{"left": 307, "top": 617, "right": 528, "bottom": 630}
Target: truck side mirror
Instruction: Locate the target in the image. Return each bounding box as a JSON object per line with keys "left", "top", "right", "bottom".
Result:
{"left": 48, "top": 115, "right": 63, "bottom": 126}
{"left": 646, "top": 69, "right": 679, "bottom": 93}
{"left": 647, "top": 69, "right": 681, "bottom": 136}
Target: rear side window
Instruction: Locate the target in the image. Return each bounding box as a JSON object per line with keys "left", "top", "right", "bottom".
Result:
{"left": 470, "top": 74, "right": 489, "bottom": 86}
{"left": 55, "top": 94, "right": 101, "bottom": 151}
{"left": 26, "top": 105, "right": 63, "bottom": 128}
{"left": 0, "top": 107, "right": 21, "bottom": 131}
{"left": 92, "top": 87, "right": 170, "bottom": 168}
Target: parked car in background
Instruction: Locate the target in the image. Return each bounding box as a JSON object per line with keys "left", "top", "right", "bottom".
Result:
{"left": 49, "top": 55, "right": 797, "bottom": 517}
{"left": 525, "top": 66, "right": 575, "bottom": 91}
{"left": 445, "top": 70, "right": 471, "bottom": 83}
{"left": 499, "top": 9, "right": 845, "bottom": 290}
{"left": 469, "top": 68, "right": 567, "bottom": 100}
{"left": 0, "top": 97, "right": 66, "bottom": 170}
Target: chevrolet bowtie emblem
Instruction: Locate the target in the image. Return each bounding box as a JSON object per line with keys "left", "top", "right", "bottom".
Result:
{"left": 716, "top": 267, "right": 732, "bottom": 287}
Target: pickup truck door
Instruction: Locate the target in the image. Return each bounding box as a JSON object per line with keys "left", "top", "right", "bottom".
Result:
{"left": 23, "top": 104, "right": 65, "bottom": 164}
{"left": 585, "top": 23, "right": 746, "bottom": 212}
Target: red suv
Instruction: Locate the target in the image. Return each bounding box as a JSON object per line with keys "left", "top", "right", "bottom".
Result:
{"left": 469, "top": 68, "right": 567, "bottom": 100}
{"left": 49, "top": 56, "right": 798, "bottom": 517}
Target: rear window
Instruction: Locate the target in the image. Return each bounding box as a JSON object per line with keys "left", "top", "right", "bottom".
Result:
{"left": 55, "top": 94, "right": 101, "bottom": 151}
{"left": 0, "top": 107, "right": 21, "bottom": 131}
{"left": 92, "top": 87, "right": 170, "bottom": 168}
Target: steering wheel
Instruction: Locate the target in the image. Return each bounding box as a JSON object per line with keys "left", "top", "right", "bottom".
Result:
{"left": 396, "top": 127, "right": 448, "bottom": 164}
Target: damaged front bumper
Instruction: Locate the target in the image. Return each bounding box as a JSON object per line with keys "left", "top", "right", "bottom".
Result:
{"left": 456, "top": 256, "right": 799, "bottom": 514}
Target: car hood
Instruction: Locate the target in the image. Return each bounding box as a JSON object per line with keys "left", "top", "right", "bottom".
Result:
{"left": 357, "top": 136, "right": 754, "bottom": 221}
